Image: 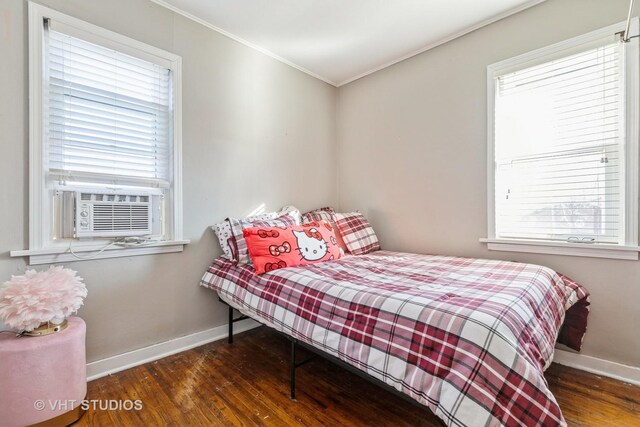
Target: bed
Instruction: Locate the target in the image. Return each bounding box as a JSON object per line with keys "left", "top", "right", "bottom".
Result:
{"left": 200, "top": 250, "right": 589, "bottom": 427}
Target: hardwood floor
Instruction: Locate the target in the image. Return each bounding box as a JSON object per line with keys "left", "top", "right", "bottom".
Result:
{"left": 76, "top": 327, "right": 640, "bottom": 426}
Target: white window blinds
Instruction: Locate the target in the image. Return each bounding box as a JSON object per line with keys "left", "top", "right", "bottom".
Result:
{"left": 494, "top": 41, "right": 625, "bottom": 244}
{"left": 45, "top": 22, "right": 172, "bottom": 187}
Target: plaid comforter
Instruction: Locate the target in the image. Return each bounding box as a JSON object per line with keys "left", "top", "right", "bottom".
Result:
{"left": 200, "top": 251, "right": 589, "bottom": 427}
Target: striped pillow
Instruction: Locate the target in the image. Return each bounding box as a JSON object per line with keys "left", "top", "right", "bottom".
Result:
{"left": 213, "top": 206, "right": 300, "bottom": 261}
{"left": 334, "top": 212, "right": 380, "bottom": 255}
{"left": 213, "top": 212, "right": 275, "bottom": 260}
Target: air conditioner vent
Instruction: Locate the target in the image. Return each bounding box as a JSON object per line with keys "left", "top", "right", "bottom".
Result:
{"left": 92, "top": 205, "right": 150, "bottom": 231}
{"left": 75, "top": 191, "right": 153, "bottom": 238}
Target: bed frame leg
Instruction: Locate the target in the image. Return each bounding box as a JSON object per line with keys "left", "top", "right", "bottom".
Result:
{"left": 290, "top": 339, "right": 296, "bottom": 400}
{"left": 228, "top": 304, "right": 234, "bottom": 344}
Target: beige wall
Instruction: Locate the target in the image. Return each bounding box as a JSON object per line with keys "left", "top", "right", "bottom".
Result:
{"left": 337, "top": 0, "right": 640, "bottom": 367}
{"left": 0, "top": 0, "right": 337, "bottom": 362}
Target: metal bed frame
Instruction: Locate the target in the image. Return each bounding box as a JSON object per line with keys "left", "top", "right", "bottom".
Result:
{"left": 222, "top": 299, "right": 431, "bottom": 411}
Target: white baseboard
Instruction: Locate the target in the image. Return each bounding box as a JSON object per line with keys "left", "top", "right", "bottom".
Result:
{"left": 553, "top": 349, "right": 640, "bottom": 386}
{"left": 86, "top": 318, "right": 260, "bottom": 381}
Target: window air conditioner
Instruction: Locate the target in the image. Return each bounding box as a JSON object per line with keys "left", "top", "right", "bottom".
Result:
{"left": 74, "top": 191, "right": 153, "bottom": 238}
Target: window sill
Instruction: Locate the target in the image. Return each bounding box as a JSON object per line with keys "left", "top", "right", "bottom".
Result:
{"left": 479, "top": 238, "right": 640, "bottom": 261}
{"left": 10, "top": 240, "right": 190, "bottom": 265}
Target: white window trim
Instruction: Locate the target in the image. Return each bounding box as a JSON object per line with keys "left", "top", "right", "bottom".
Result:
{"left": 482, "top": 19, "right": 640, "bottom": 261}
{"left": 479, "top": 238, "right": 640, "bottom": 261}
{"left": 10, "top": 240, "right": 191, "bottom": 265}
{"left": 12, "top": 3, "right": 187, "bottom": 265}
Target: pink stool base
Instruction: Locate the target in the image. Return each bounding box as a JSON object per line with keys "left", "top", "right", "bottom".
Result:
{"left": 0, "top": 316, "right": 87, "bottom": 427}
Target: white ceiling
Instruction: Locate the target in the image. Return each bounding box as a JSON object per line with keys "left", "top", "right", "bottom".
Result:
{"left": 152, "top": 0, "right": 545, "bottom": 86}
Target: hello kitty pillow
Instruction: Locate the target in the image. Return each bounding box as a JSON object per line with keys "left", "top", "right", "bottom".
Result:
{"left": 243, "top": 221, "right": 342, "bottom": 275}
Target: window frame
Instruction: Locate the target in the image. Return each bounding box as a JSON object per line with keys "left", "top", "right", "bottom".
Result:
{"left": 14, "top": 2, "right": 187, "bottom": 264}
{"left": 482, "top": 19, "right": 640, "bottom": 260}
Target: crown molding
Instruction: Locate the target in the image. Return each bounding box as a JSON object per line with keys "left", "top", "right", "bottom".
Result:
{"left": 337, "top": 0, "right": 548, "bottom": 86}
{"left": 148, "top": 0, "right": 337, "bottom": 86}
{"left": 149, "top": 0, "right": 548, "bottom": 88}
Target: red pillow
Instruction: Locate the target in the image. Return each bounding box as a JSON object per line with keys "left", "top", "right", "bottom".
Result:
{"left": 243, "top": 221, "right": 342, "bottom": 275}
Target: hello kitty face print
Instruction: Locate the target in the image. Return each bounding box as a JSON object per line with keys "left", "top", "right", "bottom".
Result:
{"left": 292, "top": 228, "right": 328, "bottom": 261}
{"left": 243, "top": 220, "right": 342, "bottom": 275}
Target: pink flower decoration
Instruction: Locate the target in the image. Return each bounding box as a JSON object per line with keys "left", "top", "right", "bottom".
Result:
{"left": 0, "top": 266, "right": 87, "bottom": 332}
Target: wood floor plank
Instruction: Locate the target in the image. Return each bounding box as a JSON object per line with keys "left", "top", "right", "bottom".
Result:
{"left": 545, "top": 363, "right": 640, "bottom": 426}
{"left": 74, "top": 327, "right": 640, "bottom": 426}
{"left": 207, "top": 341, "right": 349, "bottom": 426}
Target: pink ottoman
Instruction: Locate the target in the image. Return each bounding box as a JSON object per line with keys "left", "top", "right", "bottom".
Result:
{"left": 0, "top": 316, "right": 87, "bottom": 427}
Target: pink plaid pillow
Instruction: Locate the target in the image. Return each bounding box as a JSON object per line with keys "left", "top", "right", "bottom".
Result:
{"left": 334, "top": 212, "right": 380, "bottom": 255}
{"left": 301, "top": 207, "right": 335, "bottom": 223}
{"left": 229, "top": 213, "right": 298, "bottom": 265}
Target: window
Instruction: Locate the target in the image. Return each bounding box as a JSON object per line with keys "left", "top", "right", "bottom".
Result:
{"left": 484, "top": 20, "right": 639, "bottom": 260}
{"left": 14, "top": 3, "right": 186, "bottom": 264}
{"left": 47, "top": 26, "right": 172, "bottom": 187}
